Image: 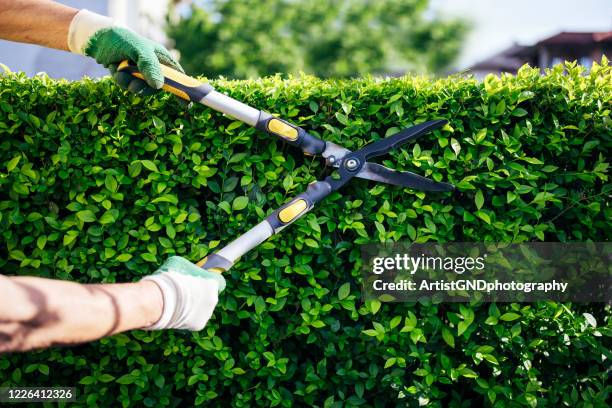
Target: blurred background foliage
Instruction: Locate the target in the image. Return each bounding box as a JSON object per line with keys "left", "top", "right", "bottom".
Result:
{"left": 167, "top": 0, "right": 468, "bottom": 78}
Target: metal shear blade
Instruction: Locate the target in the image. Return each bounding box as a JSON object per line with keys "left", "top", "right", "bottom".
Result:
{"left": 322, "top": 119, "right": 454, "bottom": 192}
{"left": 358, "top": 162, "right": 454, "bottom": 192}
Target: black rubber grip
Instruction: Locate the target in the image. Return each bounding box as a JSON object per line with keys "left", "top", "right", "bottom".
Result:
{"left": 266, "top": 181, "right": 332, "bottom": 232}
{"left": 117, "top": 60, "right": 214, "bottom": 102}
{"left": 200, "top": 253, "right": 233, "bottom": 271}
{"left": 256, "top": 112, "right": 326, "bottom": 155}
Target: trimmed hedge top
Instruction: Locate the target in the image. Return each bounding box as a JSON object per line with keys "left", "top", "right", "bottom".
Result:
{"left": 0, "top": 60, "right": 610, "bottom": 407}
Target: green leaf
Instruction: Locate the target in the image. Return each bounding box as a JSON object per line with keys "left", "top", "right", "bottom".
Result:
{"left": 227, "top": 121, "right": 242, "bottom": 131}
{"left": 500, "top": 312, "right": 521, "bottom": 321}
{"left": 475, "top": 190, "right": 484, "bottom": 210}
{"left": 475, "top": 210, "right": 491, "bottom": 224}
{"left": 473, "top": 128, "right": 487, "bottom": 143}
{"left": 232, "top": 196, "right": 249, "bottom": 211}
{"left": 77, "top": 210, "right": 96, "bottom": 222}
{"left": 105, "top": 174, "right": 118, "bottom": 192}
{"left": 141, "top": 253, "right": 157, "bottom": 263}
{"left": 152, "top": 116, "right": 166, "bottom": 131}
{"left": 218, "top": 201, "right": 231, "bottom": 214}
{"left": 401, "top": 311, "right": 417, "bottom": 333}
{"left": 460, "top": 368, "right": 478, "bottom": 378}
{"left": 521, "top": 156, "right": 544, "bottom": 165}
{"left": 507, "top": 191, "right": 517, "bottom": 204}
{"left": 495, "top": 100, "right": 506, "bottom": 115}
{"left": 309, "top": 100, "right": 319, "bottom": 113}
{"left": 63, "top": 230, "right": 79, "bottom": 246}
{"left": 458, "top": 320, "right": 471, "bottom": 336}
{"left": 10, "top": 250, "right": 26, "bottom": 261}
{"left": 384, "top": 358, "right": 397, "bottom": 368}
{"left": 442, "top": 327, "right": 455, "bottom": 348}
{"left": 254, "top": 296, "right": 266, "bottom": 314}
{"left": 488, "top": 390, "right": 496, "bottom": 404}
{"left": 99, "top": 210, "right": 116, "bottom": 225}
{"left": 116, "top": 253, "right": 132, "bottom": 262}
{"left": 98, "top": 374, "right": 115, "bottom": 383}
{"left": 413, "top": 368, "right": 428, "bottom": 376}
{"left": 512, "top": 108, "right": 528, "bottom": 117}
{"left": 79, "top": 376, "right": 96, "bottom": 385}
{"left": 141, "top": 160, "right": 159, "bottom": 172}
{"left": 36, "top": 235, "right": 47, "bottom": 250}
{"left": 6, "top": 155, "right": 20, "bottom": 172}
{"left": 304, "top": 238, "right": 319, "bottom": 248}
{"left": 152, "top": 194, "right": 179, "bottom": 204}
{"left": 128, "top": 161, "right": 142, "bottom": 177}
{"left": 362, "top": 329, "right": 378, "bottom": 337}
{"left": 450, "top": 138, "right": 461, "bottom": 156}
{"left": 338, "top": 283, "right": 350, "bottom": 300}
{"left": 369, "top": 300, "right": 381, "bottom": 315}
{"left": 483, "top": 354, "right": 499, "bottom": 365}
{"left": 583, "top": 312, "right": 597, "bottom": 327}
{"left": 389, "top": 316, "right": 402, "bottom": 329}
{"left": 116, "top": 374, "right": 135, "bottom": 385}
{"left": 484, "top": 316, "right": 498, "bottom": 325}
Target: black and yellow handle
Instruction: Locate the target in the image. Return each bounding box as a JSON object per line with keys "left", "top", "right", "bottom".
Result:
{"left": 117, "top": 60, "right": 213, "bottom": 102}
{"left": 265, "top": 181, "right": 331, "bottom": 231}
{"left": 196, "top": 180, "right": 333, "bottom": 273}
{"left": 118, "top": 60, "right": 327, "bottom": 156}
{"left": 254, "top": 112, "right": 326, "bottom": 155}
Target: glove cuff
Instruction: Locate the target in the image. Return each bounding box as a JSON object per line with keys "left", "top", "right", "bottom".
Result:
{"left": 141, "top": 273, "right": 177, "bottom": 330}
{"left": 67, "top": 9, "right": 119, "bottom": 55}
{"left": 140, "top": 256, "right": 226, "bottom": 331}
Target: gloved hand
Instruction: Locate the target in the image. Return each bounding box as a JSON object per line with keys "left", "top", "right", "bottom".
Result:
{"left": 67, "top": 9, "right": 183, "bottom": 95}
{"left": 141, "top": 256, "right": 226, "bottom": 331}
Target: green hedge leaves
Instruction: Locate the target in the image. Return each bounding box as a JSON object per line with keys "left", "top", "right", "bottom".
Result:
{"left": 0, "top": 60, "right": 610, "bottom": 406}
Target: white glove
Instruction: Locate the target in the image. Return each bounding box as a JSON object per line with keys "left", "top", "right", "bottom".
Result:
{"left": 67, "top": 9, "right": 119, "bottom": 55}
{"left": 142, "top": 256, "right": 226, "bottom": 331}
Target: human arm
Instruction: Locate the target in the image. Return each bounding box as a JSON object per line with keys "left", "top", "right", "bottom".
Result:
{"left": 0, "top": 0, "right": 183, "bottom": 93}
{"left": 0, "top": 257, "right": 225, "bottom": 353}
{"left": 0, "top": 275, "right": 162, "bottom": 352}
{"left": 0, "top": 0, "right": 77, "bottom": 50}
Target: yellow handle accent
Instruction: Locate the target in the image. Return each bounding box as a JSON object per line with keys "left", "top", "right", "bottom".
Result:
{"left": 161, "top": 84, "right": 190, "bottom": 101}
{"left": 278, "top": 199, "right": 308, "bottom": 223}
{"left": 118, "top": 60, "right": 203, "bottom": 88}
{"left": 159, "top": 64, "right": 203, "bottom": 88}
{"left": 268, "top": 118, "right": 299, "bottom": 141}
{"left": 117, "top": 60, "right": 132, "bottom": 71}
{"left": 117, "top": 60, "right": 204, "bottom": 101}
{"left": 196, "top": 256, "right": 226, "bottom": 274}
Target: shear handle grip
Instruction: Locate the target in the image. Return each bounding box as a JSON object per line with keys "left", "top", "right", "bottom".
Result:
{"left": 117, "top": 60, "right": 214, "bottom": 102}
{"left": 266, "top": 181, "right": 332, "bottom": 232}
{"left": 256, "top": 112, "right": 326, "bottom": 156}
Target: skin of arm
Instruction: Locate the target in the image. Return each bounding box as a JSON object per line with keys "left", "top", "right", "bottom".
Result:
{"left": 0, "top": 0, "right": 78, "bottom": 50}
{"left": 0, "top": 274, "right": 163, "bottom": 352}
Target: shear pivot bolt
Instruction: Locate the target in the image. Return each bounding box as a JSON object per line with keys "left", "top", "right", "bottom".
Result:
{"left": 345, "top": 158, "right": 359, "bottom": 170}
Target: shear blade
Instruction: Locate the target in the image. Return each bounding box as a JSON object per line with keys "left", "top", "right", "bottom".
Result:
{"left": 356, "top": 162, "right": 454, "bottom": 192}
{"left": 358, "top": 119, "right": 447, "bottom": 160}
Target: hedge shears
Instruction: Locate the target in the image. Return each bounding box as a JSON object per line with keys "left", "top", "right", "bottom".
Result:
{"left": 118, "top": 61, "right": 454, "bottom": 273}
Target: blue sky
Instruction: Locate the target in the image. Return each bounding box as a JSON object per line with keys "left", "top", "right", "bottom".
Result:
{"left": 430, "top": 0, "right": 612, "bottom": 68}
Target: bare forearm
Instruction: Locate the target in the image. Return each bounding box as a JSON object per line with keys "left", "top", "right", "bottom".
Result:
{"left": 0, "top": 275, "right": 162, "bottom": 352}
{"left": 0, "top": 0, "right": 78, "bottom": 50}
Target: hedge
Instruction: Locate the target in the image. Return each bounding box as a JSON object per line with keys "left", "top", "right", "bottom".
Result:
{"left": 0, "top": 60, "right": 610, "bottom": 407}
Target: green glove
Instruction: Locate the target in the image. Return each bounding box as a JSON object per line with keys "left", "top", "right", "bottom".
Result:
{"left": 67, "top": 10, "right": 183, "bottom": 96}
{"left": 85, "top": 27, "right": 183, "bottom": 96}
